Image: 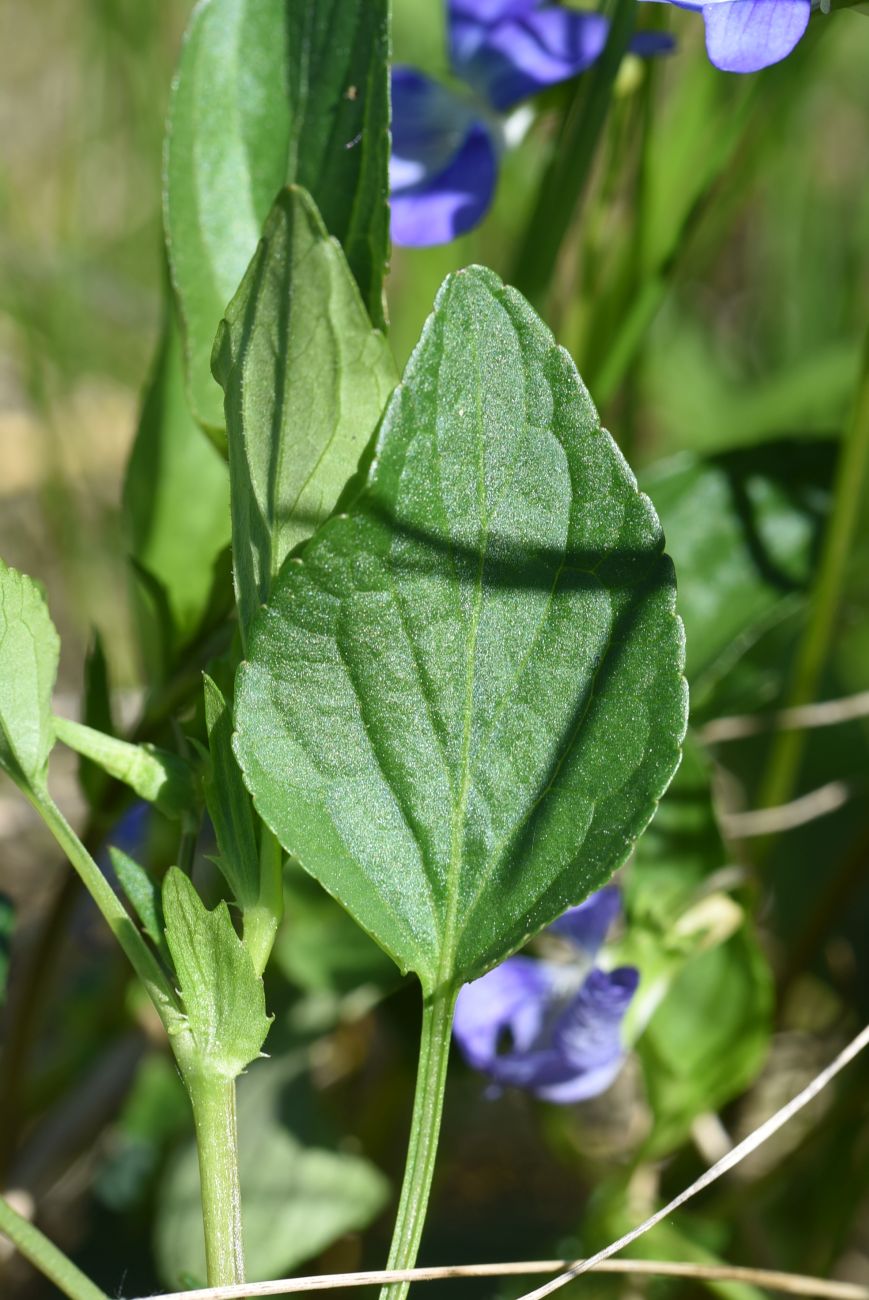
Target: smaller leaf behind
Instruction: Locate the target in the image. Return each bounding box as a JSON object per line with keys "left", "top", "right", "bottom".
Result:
{"left": 0, "top": 560, "right": 59, "bottom": 793}
{"left": 53, "top": 718, "right": 196, "bottom": 822}
{"left": 211, "top": 185, "right": 397, "bottom": 639}
{"left": 79, "top": 631, "right": 114, "bottom": 808}
{"left": 0, "top": 894, "right": 14, "bottom": 1005}
{"left": 164, "top": 0, "right": 391, "bottom": 430}
{"left": 123, "top": 311, "right": 231, "bottom": 658}
{"left": 202, "top": 674, "right": 259, "bottom": 909}
{"left": 162, "top": 868, "right": 271, "bottom": 1078}
{"left": 109, "top": 846, "right": 172, "bottom": 969}
{"left": 641, "top": 442, "right": 835, "bottom": 707}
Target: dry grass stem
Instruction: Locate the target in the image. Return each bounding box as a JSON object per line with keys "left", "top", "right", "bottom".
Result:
{"left": 133, "top": 1257, "right": 869, "bottom": 1300}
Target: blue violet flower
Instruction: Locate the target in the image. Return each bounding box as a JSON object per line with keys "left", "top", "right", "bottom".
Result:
{"left": 391, "top": 0, "right": 674, "bottom": 247}
{"left": 452, "top": 885, "right": 639, "bottom": 1103}
{"left": 642, "top": 0, "right": 810, "bottom": 73}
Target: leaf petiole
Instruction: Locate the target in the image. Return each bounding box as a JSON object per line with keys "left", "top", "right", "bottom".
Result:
{"left": 243, "top": 827, "right": 285, "bottom": 979}
{"left": 379, "top": 983, "right": 458, "bottom": 1300}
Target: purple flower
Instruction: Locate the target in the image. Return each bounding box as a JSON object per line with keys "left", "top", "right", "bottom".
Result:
{"left": 642, "top": 0, "right": 810, "bottom": 72}
{"left": 391, "top": 0, "right": 674, "bottom": 247}
{"left": 453, "top": 886, "right": 639, "bottom": 1103}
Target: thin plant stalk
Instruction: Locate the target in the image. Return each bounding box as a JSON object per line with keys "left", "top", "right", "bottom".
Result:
{"left": 28, "top": 787, "right": 179, "bottom": 1024}
{"left": 0, "top": 1194, "right": 109, "bottom": 1300}
{"left": 378, "top": 984, "right": 458, "bottom": 1300}
{"left": 758, "top": 325, "right": 869, "bottom": 815}
{"left": 511, "top": 0, "right": 636, "bottom": 308}
{"left": 587, "top": 90, "right": 757, "bottom": 405}
{"left": 187, "top": 1072, "right": 246, "bottom": 1287}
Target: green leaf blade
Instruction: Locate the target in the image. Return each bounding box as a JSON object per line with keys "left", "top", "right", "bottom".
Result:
{"left": 285, "top": 2, "right": 390, "bottom": 326}
{"left": 165, "top": 0, "right": 390, "bottom": 431}
{"left": 235, "top": 267, "right": 687, "bottom": 994}
{"left": 212, "top": 185, "right": 397, "bottom": 636}
{"left": 0, "top": 561, "right": 59, "bottom": 792}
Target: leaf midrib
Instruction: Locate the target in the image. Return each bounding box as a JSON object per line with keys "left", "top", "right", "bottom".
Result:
{"left": 438, "top": 314, "right": 488, "bottom": 989}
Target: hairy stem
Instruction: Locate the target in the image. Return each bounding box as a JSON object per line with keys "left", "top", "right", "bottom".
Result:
{"left": 0, "top": 1194, "right": 109, "bottom": 1300}
{"left": 759, "top": 326, "right": 869, "bottom": 815}
{"left": 187, "top": 1072, "right": 246, "bottom": 1288}
{"left": 379, "top": 984, "right": 458, "bottom": 1300}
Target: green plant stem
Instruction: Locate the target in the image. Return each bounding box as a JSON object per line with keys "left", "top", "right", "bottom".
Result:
{"left": 29, "top": 791, "right": 248, "bottom": 1292}
{"left": 0, "top": 1193, "right": 109, "bottom": 1300}
{"left": 186, "top": 1071, "right": 246, "bottom": 1288}
{"left": 379, "top": 984, "right": 458, "bottom": 1300}
{"left": 758, "top": 326, "right": 869, "bottom": 815}
{"left": 27, "top": 786, "right": 180, "bottom": 1028}
{"left": 587, "top": 94, "right": 757, "bottom": 405}
{"left": 511, "top": 0, "right": 635, "bottom": 308}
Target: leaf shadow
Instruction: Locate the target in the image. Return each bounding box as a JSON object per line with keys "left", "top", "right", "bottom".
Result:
{"left": 713, "top": 440, "right": 835, "bottom": 594}
{"left": 356, "top": 501, "right": 678, "bottom": 930}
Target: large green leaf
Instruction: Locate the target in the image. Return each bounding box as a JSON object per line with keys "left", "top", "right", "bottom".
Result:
{"left": 0, "top": 560, "right": 59, "bottom": 793}
{"left": 276, "top": 857, "right": 399, "bottom": 999}
{"left": 235, "top": 267, "right": 687, "bottom": 995}
{"left": 156, "top": 1055, "right": 389, "bottom": 1285}
{"left": 212, "top": 186, "right": 397, "bottom": 637}
{"left": 122, "top": 312, "right": 231, "bottom": 662}
{"left": 165, "top": 0, "right": 390, "bottom": 432}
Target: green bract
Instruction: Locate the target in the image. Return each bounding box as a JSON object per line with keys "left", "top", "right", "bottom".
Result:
{"left": 165, "top": 0, "right": 390, "bottom": 433}
{"left": 0, "top": 560, "right": 59, "bottom": 793}
{"left": 212, "top": 186, "right": 397, "bottom": 638}
{"left": 235, "top": 267, "right": 687, "bottom": 996}
{"left": 109, "top": 847, "right": 173, "bottom": 970}
{"left": 163, "top": 869, "right": 272, "bottom": 1079}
